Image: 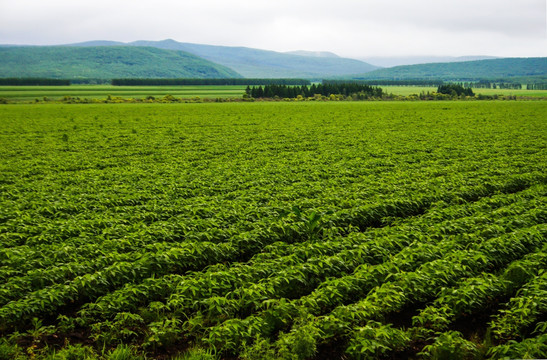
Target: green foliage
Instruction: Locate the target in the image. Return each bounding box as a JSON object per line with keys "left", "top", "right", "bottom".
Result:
{"left": 282, "top": 322, "right": 321, "bottom": 359}
{"left": 0, "top": 338, "right": 23, "bottom": 360}
{"left": 346, "top": 321, "right": 411, "bottom": 359}
{"left": 47, "top": 344, "right": 97, "bottom": 360}
{"left": 106, "top": 344, "right": 144, "bottom": 360}
{"left": 419, "top": 331, "right": 480, "bottom": 360}
{"left": 91, "top": 313, "right": 146, "bottom": 346}
{"left": 0, "top": 101, "right": 545, "bottom": 359}
{"left": 437, "top": 84, "right": 474, "bottom": 97}
{"left": 240, "top": 336, "right": 277, "bottom": 360}
{"left": 144, "top": 317, "right": 183, "bottom": 350}
{"left": 487, "top": 334, "right": 547, "bottom": 360}
{"left": 173, "top": 347, "right": 218, "bottom": 360}
{"left": 490, "top": 271, "right": 547, "bottom": 341}
{"left": 248, "top": 83, "right": 383, "bottom": 99}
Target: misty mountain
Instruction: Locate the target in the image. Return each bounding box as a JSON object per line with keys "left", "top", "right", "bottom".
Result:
{"left": 0, "top": 45, "right": 241, "bottom": 79}
{"left": 85, "top": 39, "right": 379, "bottom": 78}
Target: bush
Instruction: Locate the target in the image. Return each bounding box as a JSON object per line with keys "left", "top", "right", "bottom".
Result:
{"left": 107, "top": 344, "right": 144, "bottom": 360}
{"left": 419, "top": 331, "right": 479, "bottom": 360}
{"left": 0, "top": 339, "right": 23, "bottom": 360}
{"left": 49, "top": 344, "right": 97, "bottom": 360}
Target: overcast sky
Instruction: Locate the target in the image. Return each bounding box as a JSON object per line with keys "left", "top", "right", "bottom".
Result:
{"left": 1, "top": 0, "right": 545, "bottom": 58}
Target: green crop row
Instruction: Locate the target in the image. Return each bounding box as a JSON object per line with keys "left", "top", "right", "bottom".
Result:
{"left": 0, "top": 101, "right": 545, "bottom": 359}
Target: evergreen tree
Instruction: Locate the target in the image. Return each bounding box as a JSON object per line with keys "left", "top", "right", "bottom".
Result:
{"left": 256, "top": 86, "right": 264, "bottom": 98}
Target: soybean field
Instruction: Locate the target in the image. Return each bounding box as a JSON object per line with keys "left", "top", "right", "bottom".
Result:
{"left": 0, "top": 101, "right": 546, "bottom": 359}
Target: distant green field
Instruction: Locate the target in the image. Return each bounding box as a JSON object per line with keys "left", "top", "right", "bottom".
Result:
{"left": 382, "top": 85, "right": 547, "bottom": 97}
{"left": 0, "top": 85, "right": 247, "bottom": 101}
{"left": 471, "top": 87, "right": 547, "bottom": 97}
{"left": 1, "top": 84, "right": 546, "bottom": 102}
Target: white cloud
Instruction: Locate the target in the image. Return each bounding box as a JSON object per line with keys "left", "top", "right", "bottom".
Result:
{"left": 0, "top": 0, "right": 545, "bottom": 57}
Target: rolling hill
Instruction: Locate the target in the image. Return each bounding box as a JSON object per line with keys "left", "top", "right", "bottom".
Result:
{"left": 345, "top": 57, "right": 547, "bottom": 81}
{"left": 0, "top": 46, "right": 242, "bottom": 79}
{"left": 69, "top": 39, "right": 380, "bottom": 79}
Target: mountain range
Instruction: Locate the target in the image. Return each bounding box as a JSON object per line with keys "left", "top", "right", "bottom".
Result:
{"left": 68, "top": 39, "right": 379, "bottom": 78}
{"left": 0, "top": 39, "right": 545, "bottom": 81}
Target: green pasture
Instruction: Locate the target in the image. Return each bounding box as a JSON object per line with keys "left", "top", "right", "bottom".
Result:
{"left": 382, "top": 85, "right": 547, "bottom": 97}
{"left": 1, "top": 84, "right": 546, "bottom": 102}
{"left": 0, "top": 85, "right": 248, "bottom": 101}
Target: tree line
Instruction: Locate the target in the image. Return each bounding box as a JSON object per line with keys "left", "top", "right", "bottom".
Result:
{"left": 437, "top": 84, "right": 474, "bottom": 96}
{"left": 245, "top": 83, "right": 384, "bottom": 99}
{"left": 111, "top": 78, "right": 311, "bottom": 86}
{"left": 525, "top": 83, "right": 547, "bottom": 90}
{"left": 455, "top": 80, "right": 522, "bottom": 89}
{"left": 323, "top": 79, "right": 444, "bottom": 86}
{"left": 325, "top": 79, "right": 544, "bottom": 91}
{"left": 0, "top": 78, "right": 70, "bottom": 86}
